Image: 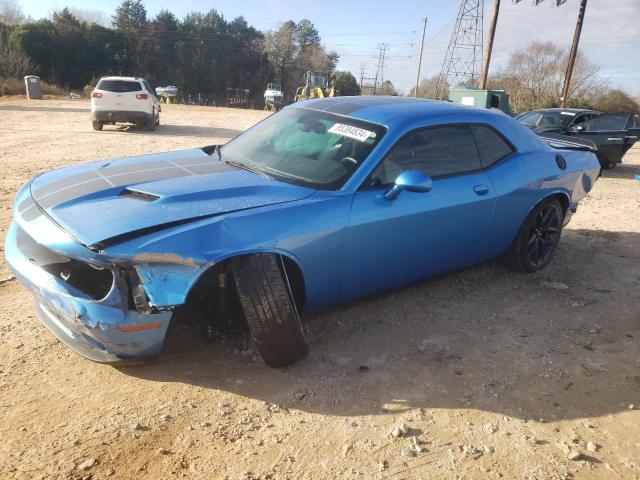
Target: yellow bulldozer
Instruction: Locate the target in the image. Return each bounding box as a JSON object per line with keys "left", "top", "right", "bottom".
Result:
{"left": 294, "top": 71, "right": 334, "bottom": 102}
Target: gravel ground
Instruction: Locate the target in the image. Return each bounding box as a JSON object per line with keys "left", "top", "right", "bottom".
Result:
{"left": 0, "top": 98, "right": 639, "bottom": 480}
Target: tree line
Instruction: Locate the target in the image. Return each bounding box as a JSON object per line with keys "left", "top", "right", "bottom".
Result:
{"left": 0, "top": 0, "right": 362, "bottom": 104}
{"left": 411, "top": 41, "right": 638, "bottom": 113}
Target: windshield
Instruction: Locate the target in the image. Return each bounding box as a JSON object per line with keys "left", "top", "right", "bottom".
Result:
{"left": 518, "top": 110, "right": 576, "bottom": 129}
{"left": 220, "top": 108, "right": 386, "bottom": 189}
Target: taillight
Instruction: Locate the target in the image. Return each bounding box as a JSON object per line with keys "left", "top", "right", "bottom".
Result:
{"left": 136, "top": 93, "right": 149, "bottom": 100}
{"left": 91, "top": 91, "right": 102, "bottom": 98}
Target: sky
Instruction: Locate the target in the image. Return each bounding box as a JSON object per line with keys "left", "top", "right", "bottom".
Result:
{"left": 21, "top": 0, "right": 640, "bottom": 96}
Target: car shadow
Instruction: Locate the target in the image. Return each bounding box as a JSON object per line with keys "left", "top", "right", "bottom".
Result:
{"left": 117, "top": 228, "right": 640, "bottom": 422}
{"left": 600, "top": 162, "right": 640, "bottom": 180}
{"left": 107, "top": 123, "right": 242, "bottom": 139}
{"left": 0, "top": 104, "right": 89, "bottom": 113}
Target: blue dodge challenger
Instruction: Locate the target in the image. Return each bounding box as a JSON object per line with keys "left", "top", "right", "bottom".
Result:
{"left": 6, "top": 97, "right": 600, "bottom": 367}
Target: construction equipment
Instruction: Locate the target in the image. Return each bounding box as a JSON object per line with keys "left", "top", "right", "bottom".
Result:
{"left": 448, "top": 86, "right": 513, "bottom": 116}
{"left": 294, "top": 71, "right": 334, "bottom": 102}
{"left": 264, "top": 82, "right": 284, "bottom": 111}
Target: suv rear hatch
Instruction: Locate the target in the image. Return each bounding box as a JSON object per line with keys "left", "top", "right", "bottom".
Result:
{"left": 92, "top": 79, "right": 147, "bottom": 112}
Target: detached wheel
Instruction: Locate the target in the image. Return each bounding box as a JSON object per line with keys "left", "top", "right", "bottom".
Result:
{"left": 233, "top": 254, "right": 308, "bottom": 367}
{"left": 92, "top": 121, "right": 103, "bottom": 131}
{"left": 507, "top": 198, "right": 564, "bottom": 272}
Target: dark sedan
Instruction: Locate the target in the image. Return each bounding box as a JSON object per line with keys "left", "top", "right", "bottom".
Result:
{"left": 518, "top": 108, "right": 639, "bottom": 169}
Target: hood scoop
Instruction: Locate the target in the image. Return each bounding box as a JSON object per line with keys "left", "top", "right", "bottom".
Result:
{"left": 120, "top": 188, "right": 161, "bottom": 202}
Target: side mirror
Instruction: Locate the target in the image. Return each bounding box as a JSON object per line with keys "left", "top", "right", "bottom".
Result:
{"left": 384, "top": 170, "right": 433, "bottom": 201}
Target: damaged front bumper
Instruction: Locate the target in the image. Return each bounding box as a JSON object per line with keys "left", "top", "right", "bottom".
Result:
{"left": 5, "top": 219, "right": 172, "bottom": 363}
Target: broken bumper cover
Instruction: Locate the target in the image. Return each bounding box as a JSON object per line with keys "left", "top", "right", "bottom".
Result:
{"left": 5, "top": 220, "right": 172, "bottom": 363}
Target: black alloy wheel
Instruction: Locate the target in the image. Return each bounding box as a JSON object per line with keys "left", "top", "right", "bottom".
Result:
{"left": 525, "top": 204, "right": 561, "bottom": 267}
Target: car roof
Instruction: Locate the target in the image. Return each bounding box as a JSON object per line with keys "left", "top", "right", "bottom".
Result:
{"left": 100, "top": 76, "right": 143, "bottom": 82}
{"left": 294, "top": 96, "right": 501, "bottom": 127}
{"left": 529, "top": 108, "right": 598, "bottom": 114}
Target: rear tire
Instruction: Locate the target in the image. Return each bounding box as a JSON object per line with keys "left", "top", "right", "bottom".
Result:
{"left": 232, "top": 254, "right": 308, "bottom": 368}
{"left": 145, "top": 111, "right": 156, "bottom": 131}
{"left": 92, "top": 121, "right": 103, "bottom": 131}
{"left": 506, "top": 198, "right": 564, "bottom": 273}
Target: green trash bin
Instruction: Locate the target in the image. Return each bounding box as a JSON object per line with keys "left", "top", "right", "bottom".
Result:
{"left": 24, "top": 75, "right": 43, "bottom": 100}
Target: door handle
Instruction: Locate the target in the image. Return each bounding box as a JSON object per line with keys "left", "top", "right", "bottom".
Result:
{"left": 473, "top": 184, "right": 489, "bottom": 195}
{"left": 606, "top": 137, "right": 623, "bottom": 142}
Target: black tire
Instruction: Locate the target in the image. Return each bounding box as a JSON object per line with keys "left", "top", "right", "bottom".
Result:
{"left": 145, "top": 111, "right": 156, "bottom": 131}
{"left": 597, "top": 153, "right": 616, "bottom": 170}
{"left": 232, "top": 254, "right": 308, "bottom": 367}
{"left": 92, "top": 121, "right": 103, "bottom": 131}
{"left": 506, "top": 197, "right": 564, "bottom": 273}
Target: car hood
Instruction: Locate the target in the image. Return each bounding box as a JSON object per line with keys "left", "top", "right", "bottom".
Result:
{"left": 30, "top": 148, "right": 315, "bottom": 248}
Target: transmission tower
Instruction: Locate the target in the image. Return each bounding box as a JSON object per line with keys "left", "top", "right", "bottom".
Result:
{"left": 435, "top": 0, "right": 484, "bottom": 99}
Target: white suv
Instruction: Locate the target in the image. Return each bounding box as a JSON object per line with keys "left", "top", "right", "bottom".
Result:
{"left": 91, "top": 76, "right": 160, "bottom": 131}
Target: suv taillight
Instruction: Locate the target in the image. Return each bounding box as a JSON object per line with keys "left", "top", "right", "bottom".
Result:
{"left": 136, "top": 93, "right": 149, "bottom": 100}
{"left": 91, "top": 91, "right": 102, "bottom": 98}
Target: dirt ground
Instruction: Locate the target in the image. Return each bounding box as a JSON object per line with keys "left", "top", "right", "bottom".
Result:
{"left": 0, "top": 98, "right": 638, "bottom": 480}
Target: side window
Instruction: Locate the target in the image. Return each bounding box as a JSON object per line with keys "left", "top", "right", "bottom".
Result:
{"left": 584, "top": 113, "right": 630, "bottom": 131}
{"left": 369, "top": 125, "right": 481, "bottom": 186}
{"left": 470, "top": 125, "right": 514, "bottom": 168}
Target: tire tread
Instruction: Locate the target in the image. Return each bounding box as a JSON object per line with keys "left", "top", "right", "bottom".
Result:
{"left": 233, "top": 254, "right": 308, "bottom": 367}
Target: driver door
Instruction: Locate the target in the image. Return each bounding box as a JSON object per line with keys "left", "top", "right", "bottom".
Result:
{"left": 341, "top": 125, "right": 497, "bottom": 301}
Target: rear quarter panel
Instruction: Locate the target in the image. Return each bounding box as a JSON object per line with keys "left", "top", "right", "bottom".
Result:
{"left": 481, "top": 148, "right": 599, "bottom": 259}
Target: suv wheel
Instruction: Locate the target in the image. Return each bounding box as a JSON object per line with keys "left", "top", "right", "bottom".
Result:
{"left": 232, "top": 254, "right": 309, "bottom": 368}
{"left": 92, "top": 121, "right": 103, "bottom": 131}
{"left": 145, "top": 110, "right": 156, "bottom": 131}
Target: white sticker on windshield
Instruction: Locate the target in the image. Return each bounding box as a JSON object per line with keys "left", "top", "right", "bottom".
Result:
{"left": 328, "top": 123, "right": 373, "bottom": 142}
{"left": 560, "top": 111, "right": 576, "bottom": 116}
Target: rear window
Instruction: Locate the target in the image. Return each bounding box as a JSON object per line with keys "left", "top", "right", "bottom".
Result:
{"left": 96, "top": 80, "right": 142, "bottom": 93}
{"left": 471, "top": 125, "right": 514, "bottom": 167}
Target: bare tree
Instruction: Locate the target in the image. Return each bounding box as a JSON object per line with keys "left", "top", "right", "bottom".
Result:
{"left": 0, "top": 0, "right": 25, "bottom": 25}
{"left": 0, "top": 33, "right": 32, "bottom": 77}
{"left": 264, "top": 21, "right": 298, "bottom": 97}
{"left": 489, "top": 41, "right": 606, "bottom": 112}
{"left": 410, "top": 74, "right": 444, "bottom": 99}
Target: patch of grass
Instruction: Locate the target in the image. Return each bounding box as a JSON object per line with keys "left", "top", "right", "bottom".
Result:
{"left": 0, "top": 77, "right": 70, "bottom": 97}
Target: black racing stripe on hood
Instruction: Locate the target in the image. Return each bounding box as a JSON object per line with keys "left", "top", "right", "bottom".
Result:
{"left": 32, "top": 160, "right": 237, "bottom": 211}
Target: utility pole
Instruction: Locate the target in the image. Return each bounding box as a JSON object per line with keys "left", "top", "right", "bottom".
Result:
{"left": 373, "top": 44, "right": 387, "bottom": 95}
{"left": 360, "top": 64, "right": 366, "bottom": 92}
{"left": 560, "top": 0, "right": 587, "bottom": 107}
{"left": 373, "top": 50, "right": 381, "bottom": 95}
{"left": 479, "top": 0, "right": 500, "bottom": 89}
{"left": 380, "top": 43, "right": 388, "bottom": 94}
{"left": 414, "top": 17, "right": 428, "bottom": 98}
